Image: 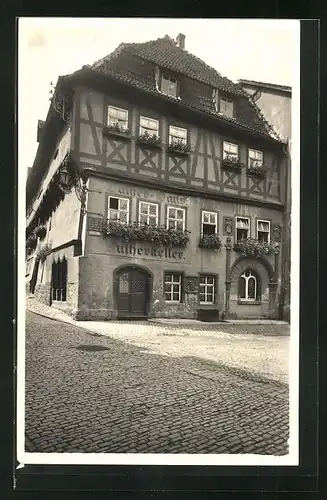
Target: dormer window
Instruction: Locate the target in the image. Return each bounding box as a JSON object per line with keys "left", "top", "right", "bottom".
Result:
{"left": 161, "top": 74, "right": 178, "bottom": 97}
{"left": 213, "top": 90, "right": 234, "bottom": 118}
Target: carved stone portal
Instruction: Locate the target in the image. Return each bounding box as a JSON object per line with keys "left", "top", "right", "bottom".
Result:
{"left": 272, "top": 224, "right": 281, "bottom": 242}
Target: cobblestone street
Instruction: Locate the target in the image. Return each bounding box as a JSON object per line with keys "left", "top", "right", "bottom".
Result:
{"left": 25, "top": 311, "right": 289, "bottom": 455}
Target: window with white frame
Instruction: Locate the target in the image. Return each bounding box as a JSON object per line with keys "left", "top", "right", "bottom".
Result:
{"left": 223, "top": 141, "right": 239, "bottom": 160}
{"left": 248, "top": 148, "right": 263, "bottom": 167}
{"left": 236, "top": 216, "right": 250, "bottom": 241}
{"left": 238, "top": 269, "right": 259, "bottom": 301}
{"left": 199, "top": 275, "right": 215, "bottom": 304}
{"left": 169, "top": 125, "right": 187, "bottom": 146}
{"left": 167, "top": 206, "right": 185, "bottom": 230}
{"left": 218, "top": 96, "right": 234, "bottom": 117}
{"left": 139, "top": 116, "right": 159, "bottom": 137}
{"left": 201, "top": 211, "right": 217, "bottom": 235}
{"left": 139, "top": 201, "right": 159, "bottom": 226}
{"left": 257, "top": 220, "right": 270, "bottom": 242}
{"left": 164, "top": 272, "right": 182, "bottom": 302}
{"left": 108, "top": 106, "right": 128, "bottom": 130}
{"left": 161, "top": 75, "right": 178, "bottom": 97}
{"left": 107, "top": 197, "right": 129, "bottom": 223}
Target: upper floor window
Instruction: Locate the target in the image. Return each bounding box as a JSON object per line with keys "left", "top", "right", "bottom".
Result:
{"left": 108, "top": 106, "right": 128, "bottom": 130}
{"left": 169, "top": 125, "right": 187, "bottom": 145}
{"left": 236, "top": 216, "right": 250, "bottom": 241}
{"left": 257, "top": 220, "right": 270, "bottom": 242}
{"left": 108, "top": 196, "right": 129, "bottom": 223}
{"left": 139, "top": 116, "right": 159, "bottom": 137}
{"left": 139, "top": 201, "right": 159, "bottom": 226}
{"left": 248, "top": 148, "right": 263, "bottom": 167}
{"left": 223, "top": 141, "right": 239, "bottom": 160}
{"left": 167, "top": 206, "right": 185, "bottom": 230}
{"left": 199, "top": 275, "right": 216, "bottom": 304}
{"left": 201, "top": 211, "right": 218, "bottom": 235}
{"left": 161, "top": 75, "right": 178, "bottom": 97}
{"left": 214, "top": 90, "right": 234, "bottom": 117}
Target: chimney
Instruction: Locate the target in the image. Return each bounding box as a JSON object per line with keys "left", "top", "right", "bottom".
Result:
{"left": 176, "top": 33, "right": 185, "bottom": 49}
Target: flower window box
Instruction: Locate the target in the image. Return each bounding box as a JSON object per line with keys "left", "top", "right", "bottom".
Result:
{"left": 103, "top": 220, "right": 190, "bottom": 247}
{"left": 137, "top": 132, "right": 162, "bottom": 148}
{"left": 221, "top": 156, "right": 245, "bottom": 171}
{"left": 103, "top": 123, "right": 131, "bottom": 140}
{"left": 198, "top": 233, "right": 222, "bottom": 250}
{"left": 247, "top": 164, "right": 268, "bottom": 177}
{"left": 233, "top": 238, "right": 280, "bottom": 258}
{"left": 167, "top": 139, "right": 191, "bottom": 156}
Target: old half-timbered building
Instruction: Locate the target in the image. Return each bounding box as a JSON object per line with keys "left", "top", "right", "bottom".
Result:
{"left": 25, "top": 34, "right": 290, "bottom": 321}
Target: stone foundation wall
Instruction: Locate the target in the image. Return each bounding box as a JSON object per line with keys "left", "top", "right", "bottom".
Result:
{"left": 34, "top": 283, "right": 51, "bottom": 306}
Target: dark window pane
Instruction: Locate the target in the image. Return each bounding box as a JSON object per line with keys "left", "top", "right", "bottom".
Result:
{"left": 172, "top": 292, "right": 180, "bottom": 301}
{"left": 203, "top": 224, "right": 215, "bottom": 235}
{"left": 199, "top": 293, "right": 205, "bottom": 302}
{"left": 239, "top": 277, "right": 246, "bottom": 298}
{"left": 109, "top": 198, "right": 119, "bottom": 210}
{"left": 248, "top": 277, "right": 256, "bottom": 299}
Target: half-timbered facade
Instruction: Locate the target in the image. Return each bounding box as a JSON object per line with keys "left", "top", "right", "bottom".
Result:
{"left": 26, "top": 34, "right": 290, "bottom": 321}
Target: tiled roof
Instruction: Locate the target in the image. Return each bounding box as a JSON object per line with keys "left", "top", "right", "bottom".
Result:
{"left": 89, "top": 36, "right": 282, "bottom": 141}
{"left": 93, "top": 36, "right": 245, "bottom": 96}
{"left": 239, "top": 79, "right": 292, "bottom": 94}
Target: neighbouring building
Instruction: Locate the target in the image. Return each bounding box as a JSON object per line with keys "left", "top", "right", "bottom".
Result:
{"left": 25, "top": 34, "right": 291, "bottom": 321}
{"left": 239, "top": 80, "right": 292, "bottom": 321}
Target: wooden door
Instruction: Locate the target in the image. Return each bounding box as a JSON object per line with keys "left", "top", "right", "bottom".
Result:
{"left": 117, "top": 268, "right": 148, "bottom": 318}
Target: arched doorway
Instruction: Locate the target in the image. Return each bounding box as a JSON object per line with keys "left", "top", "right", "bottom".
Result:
{"left": 115, "top": 266, "right": 151, "bottom": 319}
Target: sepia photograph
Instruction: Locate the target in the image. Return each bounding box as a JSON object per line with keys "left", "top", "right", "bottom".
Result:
{"left": 17, "top": 17, "right": 300, "bottom": 466}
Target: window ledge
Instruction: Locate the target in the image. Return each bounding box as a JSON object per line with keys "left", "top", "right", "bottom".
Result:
{"left": 137, "top": 138, "right": 162, "bottom": 149}
{"left": 103, "top": 127, "right": 131, "bottom": 140}
{"left": 237, "top": 299, "right": 262, "bottom": 305}
{"left": 167, "top": 147, "right": 191, "bottom": 157}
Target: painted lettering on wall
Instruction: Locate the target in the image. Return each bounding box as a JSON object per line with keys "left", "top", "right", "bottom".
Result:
{"left": 118, "top": 187, "right": 154, "bottom": 199}
{"left": 166, "top": 195, "right": 190, "bottom": 205}
{"left": 116, "top": 245, "right": 185, "bottom": 260}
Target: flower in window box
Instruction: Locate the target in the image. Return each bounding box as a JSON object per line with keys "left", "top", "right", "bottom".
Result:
{"left": 167, "top": 139, "right": 191, "bottom": 155}
{"left": 233, "top": 238, "right": 280, "bottom": 258}
{"left": 221, "top": 155, "right": 245, "bottom": 170}
{"left": 34, "top": 224, "right": 47, "bottom": 240}
{"left": 36, "top": 243, "right": 52, "bottom": 262}
{"left": 199, "top": 233, "right": 222, "bottom": 250}
{"left": 105, "top": 122, "right": 130, "bottom": 137}
{"left": 103, "top": 220, "right": 190, "bottom": 247}
{"left": 247, "top": 163, "right": 268, "bottom": 177}
{"left": 138, "top": 131, "right": 161, "bottom": 147}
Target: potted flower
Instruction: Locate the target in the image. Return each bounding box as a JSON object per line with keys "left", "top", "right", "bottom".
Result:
{"left": 221, "top": 155, "right": 245, "bottom": 171}
{"left": 34, "top": 224, "right": 47, "bottom": 240}
{"left": 103, "top": 220, "right": 190, "bottom": 247}
{"left": 247, "top": 163, "right": 268, "bottom": 177}
{"left": 103, "top": 121, "right": 131, "bottom": 139}
{"left": 234, "top": 238, "right": 280, "bottom": 258}
{"left": 167, "top": 139, "right": 191, "bottom": 156}
{"left": 199, "top": 233, "right": 222, "bottom": 250}
{"left": 138, "top": 131, "right": 161, "bottom": 148}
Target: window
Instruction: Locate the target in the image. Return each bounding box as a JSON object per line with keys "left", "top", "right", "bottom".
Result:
{"left": 167, "top": 206, "right": 185, "bottom": 230}
{"left": 239, "top": 269, "right": 260, "bottom": 301}
{"left": 236, "top": 216, "right": 250, "bottom": 241}
{"left": 164, "top": 272, "right": 182, "bottom": 302}
{"left": 199, "top": 275, "right": 216, "bottom": 304}
{"left": 140, "top": 116, "right": 159, "bottom": 137}
{"left": 139, "top": 201, "right": 159, "bottom": 226}
{"left": 223, "top": 141, "right": 239, "bottom": 160}
{"left": 108, "top": 197, "right": 129, "bottom": 223}
{"left": 257, "top": 220, "right": 270, "bottom": 242}
{"left": 161, "top": 75, "right": 178, "bottom": 97}
{"left": 169, "top": 125, "right": 187, "bottom": 146}
{"left": 51, "top": 258, "right": 67, "bottom": 302}
{"left": 248, "top": 149, "right": 263, "bottom": 167}
{"left": 213, "top": 91, "right": 234, "bottom": 118}
{"left": 201, "top": 211, "right": 218, "bottom": 235}
{"left": 108, "top": 106, "right": 128, "bottom": 130}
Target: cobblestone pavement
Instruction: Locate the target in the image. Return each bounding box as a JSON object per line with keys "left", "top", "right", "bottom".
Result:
{"left": 25, "top": 311, "right": 289, "bottom": 455}
{"left": 25, "top": 298, "right": 290, "bottom": 384}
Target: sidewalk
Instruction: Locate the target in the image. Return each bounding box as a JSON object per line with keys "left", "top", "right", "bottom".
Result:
{"left": 25, "top": 297, "right": 290, "bottom": 385}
